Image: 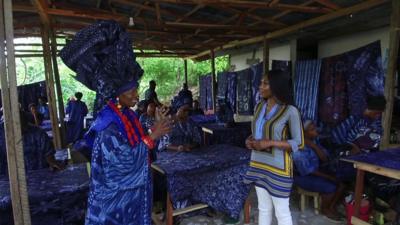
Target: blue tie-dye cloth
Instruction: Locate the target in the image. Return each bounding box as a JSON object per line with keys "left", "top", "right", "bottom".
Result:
{"left": 294, "top": 60, "right": 322, "bottom": 121}
{"left": 0, "top": 164, "right": 89, "bottom": 225}
{"left": 319, "top": 41, "right": 384, "bottom": 125}
{"left": 154, "top": 144, "right": 251, "bottom": 219}
{"left": 344, "top": 148, "right": 400, "bottom": 171}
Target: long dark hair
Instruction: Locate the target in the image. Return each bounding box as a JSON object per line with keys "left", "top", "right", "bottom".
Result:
{"left": 266, "top": 70, "right": 294, "bottom": 105}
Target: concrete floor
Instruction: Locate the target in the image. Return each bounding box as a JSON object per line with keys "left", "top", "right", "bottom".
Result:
{"left": 178, "top": 188, "right": 347, "bottom": 225}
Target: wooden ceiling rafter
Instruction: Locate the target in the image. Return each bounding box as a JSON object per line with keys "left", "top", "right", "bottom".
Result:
{"left": 148, "top": 0, "right": 333, "bottom": 14}
{"left": 189, "top": 0, "right": 388, "bottom": 60}
{"left": 313, "top": 0, "right": 340, "bottom": 10}
{"left": 175, "top": 4, "right": 204, "bottom": 23}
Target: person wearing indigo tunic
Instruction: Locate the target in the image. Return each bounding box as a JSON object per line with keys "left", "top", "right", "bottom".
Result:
{"left": 66, "top": 92, "right": 88, "bottom": 144}
{"left": 293, "top": 121, "right": 344, "bottom": 221}
{"left": 167, "top": 104, "right": 201, "bottom": 152}
{"left": 0, "top": 113, "right": 63, "bottom": 176}
{"left": 38, "top": 96, "right": 50, "bottom": 119}
{"left": 60, "top": 20, "right": 170, "bottom": 225}
{"left": 244, "top": 70, "right": 304, "bottom": 225}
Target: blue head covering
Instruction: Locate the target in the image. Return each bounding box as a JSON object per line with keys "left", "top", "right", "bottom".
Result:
{"left": 60, "top": 20, "right": 144, "bottom": 113}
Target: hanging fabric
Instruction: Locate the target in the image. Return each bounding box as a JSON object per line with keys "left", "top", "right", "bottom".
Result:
{"left": 294, "top": 60, "right": 322, "bottom": 121}
{"left": 236, "top": 68, "right": 253, "bottom": 115}
{"left": 250, "top": 62, "right": 263, "bottom": 108}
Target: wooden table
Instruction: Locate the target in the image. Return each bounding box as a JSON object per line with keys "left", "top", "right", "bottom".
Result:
{"left": 151, "top": 163, "right": 251, "bottom": 225}
{"left": 342, "top": 149, "right": 400, "bottom": 225}
{"left": 201, "top": 122, "right": 251, "bottom": 147}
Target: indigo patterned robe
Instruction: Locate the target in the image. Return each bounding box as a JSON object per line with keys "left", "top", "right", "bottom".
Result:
{"left": 66, "top": 100, "right": 88, "bottom": 144}
{"left": 85, "top": 106, "right": 151, "bottom": 225}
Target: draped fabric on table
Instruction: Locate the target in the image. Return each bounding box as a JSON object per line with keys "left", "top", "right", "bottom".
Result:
{"left": 154, "top": 144, "right": 251, "bottom": 219}
{"left": 236, "top": 68, "right": 253, "bottom": 115}
{"left": 251, "top": 62, "right": 263, "bottom": 107}
{"left": 199, "top": 74, "right": 213, "bottom": 111}
{"left": 294, "top": 60, "right": 322, "bottom": 121}
{"left": 0, "top": 81, "right": 46, "bottom": 111}
{"left": 0, "top": 164, "right": 89, "bottom": 225}
{"left": 319, "top": 41, "right": 385, "bottom": 126}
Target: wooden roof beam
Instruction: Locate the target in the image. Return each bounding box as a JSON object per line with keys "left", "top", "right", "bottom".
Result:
{"left": 149, "top": 0, "right": 333, "bottom": 13}
{"left": 314, "top": 0, "right": 340, "bottom": 10}
{"left": 175, "top": 4, "right": 204, "bottom": 22}
{"left": 188, "top": 0, "right": 388, "bottom": 60}
{"left": 30, "top": 0, "right": 51, "bottom": 26}
{"left": 155, "top": 2, "right": 162, "bottom": 25}
{"left": 209, "top": 4, "right": 286, "bottom": 27}
{"left": 272, "top": 0, "right": 315, "bottom": 20}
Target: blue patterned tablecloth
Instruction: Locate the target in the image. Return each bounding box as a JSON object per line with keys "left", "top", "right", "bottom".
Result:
{"left": 0, "top": 164, "right": 89, "bottom": 225}
{"left": 154, "top": 144, "right": 251, "bottom": 219}
{"left": 344, "top": 148, "right": 400, "bottom": 170}
{"left": 201, "top": 122, "right": 251, "bottom": 147}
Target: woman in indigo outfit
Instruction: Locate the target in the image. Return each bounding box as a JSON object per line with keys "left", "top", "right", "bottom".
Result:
{"left": 60, "top": 20, "right": 170, "bottom": 225}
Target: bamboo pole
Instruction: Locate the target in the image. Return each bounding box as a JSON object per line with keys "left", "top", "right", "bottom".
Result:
{"left": 184, "top": 59, "right": 188, "bottom": 85}
{"left": 41, "top": 26, "right": 62, "bottom": 149}
{"left": 381, "top": 0, "right": 400, "bottom": 148}
{"left": 0, "top": 0, "right": 31, "bottom": 224}
{"left": 50, "top": 28, "right": 66, "bottom": 146}
{"left": 210, "top": 50, "right": 216, "bottom": 112}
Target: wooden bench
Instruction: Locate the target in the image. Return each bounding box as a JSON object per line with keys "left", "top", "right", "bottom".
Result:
{"left": 297, "top": 187, "right": 320, "bottom": 215}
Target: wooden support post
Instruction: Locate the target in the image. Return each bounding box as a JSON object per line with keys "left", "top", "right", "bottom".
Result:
{"left": 263, "top": 37, "right": 269, "bottom": 74}
{"left": 244, "top": 198, "right": 251, "bottom": 224}
{"left": 184, "top": 59, "right": 188, "bottom": 85}
{"left": 50, "top": 28, "right": 66, "bottom": 146}
{"left": 211, "top": 50, "right": 216, "bottom": 112}
{"left": 0, "top": 0, "right": 32, "bottom": 224}
{"left": 354, "top": 169, "right": 365, "bottom": 217}
{"left": 166, "top": 193, "right": 174, "bottom": 225}
{"left": 381, "top": 0, "right": 400, "bottom": 148}
{"left": 41, "top": 26, "right": 62, "bottom": 149}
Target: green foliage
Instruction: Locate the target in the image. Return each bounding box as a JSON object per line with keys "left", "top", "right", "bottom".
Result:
{"left": 13, "top": 37, "right": 229, "bottom": 112}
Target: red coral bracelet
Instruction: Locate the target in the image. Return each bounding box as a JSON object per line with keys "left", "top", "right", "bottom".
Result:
{"left": 142, "top": 136, "right": 155, "bottom": 149}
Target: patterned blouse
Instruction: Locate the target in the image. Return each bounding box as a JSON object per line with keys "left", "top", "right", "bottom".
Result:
{"left": 244, "top": 101, "right": 304, "bottom": 198}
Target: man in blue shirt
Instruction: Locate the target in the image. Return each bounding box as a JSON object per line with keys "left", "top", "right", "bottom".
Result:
{"left": 331, "top": 95, "right": 386, "bottom": 153}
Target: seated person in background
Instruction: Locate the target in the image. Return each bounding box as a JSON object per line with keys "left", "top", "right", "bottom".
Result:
{"left": 331, "top": 95, "right": 386, "bottom": 154}
{"left": 0, "top": 112, "right": 63, "bottom": 176}
{"left": 144, "top": 80, "right": 162, "bottom": 106}
{"left": 215, "top": 99, "right": 234, "bottom": 127}
{"left": 38, "top": 96, "right": 50, "bottom": 120}
{"left": 165, "top": 104, "right": 201, "bottom": 152}
{"left": 293, "top": 121, "right": 344, "bottom": 221}
{"left": 27, "top": 103, "right": 44, "bottom": 126}
{"left": 140, "top": 101, "right": 157, "bottom": 161}
{"left": 191, "top": 100, "right": 204, "bottom": 116}
{"left": 140, "top": 101, "right": 156, "bottom": 133}
{"left": 135, "top": 100, "right": 148, "bottom": 117}
{"left": 177, "top": 83, "right": 193, "bottom": 107}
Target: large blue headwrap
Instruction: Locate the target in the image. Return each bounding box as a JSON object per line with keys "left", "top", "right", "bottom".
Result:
{"left": 60, "top": 20, "right": 144, "bottom": 114}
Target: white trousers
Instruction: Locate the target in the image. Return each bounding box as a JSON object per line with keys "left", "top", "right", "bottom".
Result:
{"left": 255, "top": 186, "right": 293, "bottom": 225}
